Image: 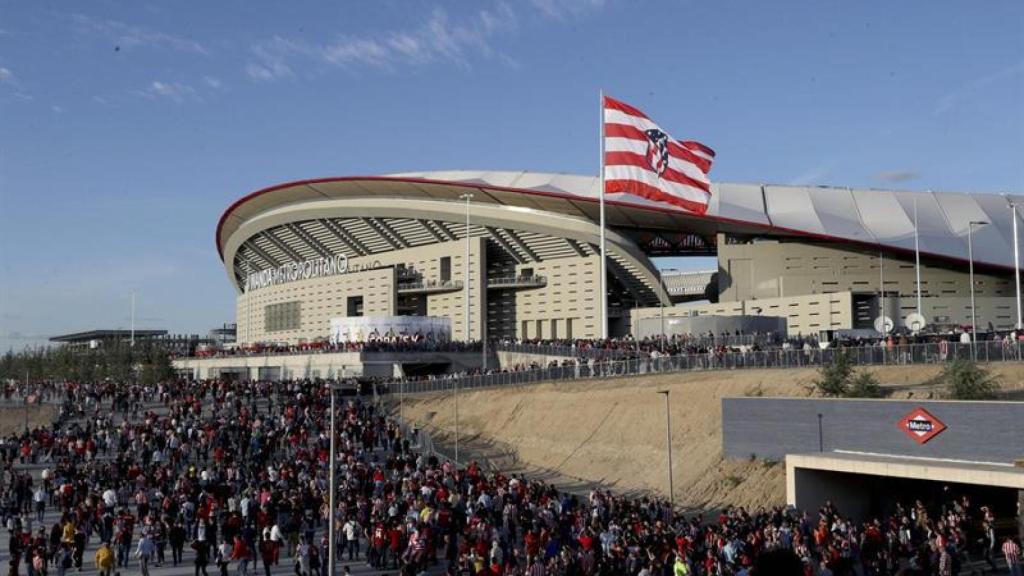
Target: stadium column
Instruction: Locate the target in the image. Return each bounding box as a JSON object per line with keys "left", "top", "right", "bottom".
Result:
{"left": 470, "top": 235, "right": 488, "bottom": 362}
{"left": 1019, "top": 488, "right": 1024, "bottom": 541}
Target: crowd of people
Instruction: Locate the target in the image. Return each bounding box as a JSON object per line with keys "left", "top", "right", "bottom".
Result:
{"left": 0, "top": 378, "right": 1021, "bottom": 576}
{"left": 186, "top": 340, "right": 484, "bottom": 360}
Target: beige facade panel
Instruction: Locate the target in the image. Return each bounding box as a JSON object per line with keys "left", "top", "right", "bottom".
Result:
{"left": 633, "top": 292, "right": 1017, "bottom": 337}
{"left": 718, "top": 238, "right": 1012, "bottom": 302}
{"left": 512, "top": 256, "right": 601, "bottom": 340}
{"left": 237, "top": 239, "right": 495, "bottom": 344}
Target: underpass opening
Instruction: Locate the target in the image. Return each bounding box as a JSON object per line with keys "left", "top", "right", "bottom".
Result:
{"left": 787, "top": 453, "right": 1024, "bottom": 541}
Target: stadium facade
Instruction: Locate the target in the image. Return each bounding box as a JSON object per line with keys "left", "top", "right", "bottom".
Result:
{"left": 217, "top": 171, "right": 1023, "bottom": 344}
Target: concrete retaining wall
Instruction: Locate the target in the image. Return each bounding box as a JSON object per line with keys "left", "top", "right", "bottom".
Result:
{"left": 722, "top": 397, "right": 1024, "bottom": 463}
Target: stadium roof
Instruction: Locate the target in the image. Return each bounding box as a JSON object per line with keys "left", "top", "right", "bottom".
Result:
{"left": 218, "top": 171, "right": 1024, "bottom": 271}
{"left": 50, "top": 329, "right": 168, "bottom": 343}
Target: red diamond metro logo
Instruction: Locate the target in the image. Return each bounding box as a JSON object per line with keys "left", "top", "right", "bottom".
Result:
{"left": 897, "top": 407, "right": 947, "bottom": 444}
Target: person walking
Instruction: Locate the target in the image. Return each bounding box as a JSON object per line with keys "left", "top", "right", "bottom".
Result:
{"left": 259, "top": 534, "right": 275, "bottom": 576}
{"left": 32, "top": 488, "right": 45, "bottom": 523}
{"left": 1004, "top": 536, "right": 1022, "bottom": 576}
{"left": 216, "top": 539, "right": 232, "bottom": 576}
{"left": 135, "top": 532, "right": 156, "bottom": 576}
{"left": 341, "top": 518, "right": 359, "bottom": 561}
{"left": 193, "top": 539, "right": 211, "bottom": 576}
{"left": 170, "top": 521, "right": 186, "bottom": 566}
{"left": 231, "top": 535, "right": 251, "bottom": 576}
{"left": 94, "top": 542, "right": 114, "bottom": 576}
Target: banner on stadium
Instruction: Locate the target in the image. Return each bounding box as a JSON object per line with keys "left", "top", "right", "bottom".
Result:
{"left": 328, "top": 316, "right": 451, "bottom": 345}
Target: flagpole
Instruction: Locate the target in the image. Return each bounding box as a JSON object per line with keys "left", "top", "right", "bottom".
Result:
{"left": 599, "top": 89, "right": 608, "bottom": 340}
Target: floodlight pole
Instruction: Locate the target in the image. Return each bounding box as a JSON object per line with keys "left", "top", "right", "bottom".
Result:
{"left": 245, "top": 258, "right": 252, "bottom": 345}
{"left": 914, "top": 197, "right": 922, "bottom": 319}
{"left": 879, "top": 251, "right": 886, "bottom": 335}
{"left": 457, "top": 192, "right": 474, "bottom": 466}
{"left": 1010, "top": 200, "right": 1022, "bottom": 331}
{"left": 327, "top": 387, "right": 335, "bottom": 576}
{"left": 658, "top": 273, "right": 667, "bottom": 352}
{"left": 23, "top": 369, "right": 29, "bottom": 433}
{"left": 967, "top": 220, "right": 989, "bottom": 361}
{"left": 658, "top": 390, "right": 674, "bottom": 511}
{"left": 130, "top": 291, "right": 136, "bottom": 347}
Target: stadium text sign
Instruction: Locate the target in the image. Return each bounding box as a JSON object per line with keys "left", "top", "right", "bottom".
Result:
{"left": 897, "top": 407, "right": 947, "bottom": 444}
{"left": 244, "top": 255, "right": 381, "bottom": 292}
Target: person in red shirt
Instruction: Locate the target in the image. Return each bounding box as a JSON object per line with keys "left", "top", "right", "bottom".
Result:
{"left": 387, "top": 526, "right": 402, "bottom": 570}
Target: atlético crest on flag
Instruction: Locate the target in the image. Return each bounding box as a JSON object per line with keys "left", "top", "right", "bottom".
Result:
{"left": 603, "top": 95, "right": 715, "bottom": 214}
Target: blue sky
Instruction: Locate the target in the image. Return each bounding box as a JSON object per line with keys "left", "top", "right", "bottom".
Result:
{"left": 1, "top": 0, "right": 1022, "bottom": 350}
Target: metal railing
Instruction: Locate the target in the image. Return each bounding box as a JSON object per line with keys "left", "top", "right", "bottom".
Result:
{"left": 396, "top": 279, "right": 463, "bottom": 293}
{"left": 494, "top": 334, "right": 783, "bottom": 358}
{"left": 390, "top": 340, "right": 1024, "bottom": 396}
{"left": 486, "top": 275, "right": 547, "bottom": 288}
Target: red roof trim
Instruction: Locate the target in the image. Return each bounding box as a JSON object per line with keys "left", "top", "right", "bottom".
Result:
{"left": 215, "top": 176, "right": 1011, "bottom": 273}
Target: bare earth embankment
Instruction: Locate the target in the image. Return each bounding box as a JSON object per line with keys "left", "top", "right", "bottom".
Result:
{"left": 398, "top": 363, "right": 1024, "bottom": 513}
{"left": 0, "top": 404, "right": 57, "bottom": 436}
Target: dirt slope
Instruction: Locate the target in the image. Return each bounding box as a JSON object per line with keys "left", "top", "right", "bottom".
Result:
{"left": 398, "top": 363, "right": 1024, "bottom": 512}
{"left": 0, "top": 405, "right": 57, "bottom": 437}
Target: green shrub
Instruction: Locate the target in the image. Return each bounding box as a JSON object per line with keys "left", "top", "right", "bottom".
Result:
{"left": 941, "top": 359, "right": 1000, "bottom": 400}
{"left": 848, "top": 371, "right": 885, "bottom": 398}
{"left": 814, "top": 351, "right": 853, "bottom": 397}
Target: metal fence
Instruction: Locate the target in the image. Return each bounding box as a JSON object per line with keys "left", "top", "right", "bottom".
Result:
{"left": 495, "top": 335, "right": 782, "bottom": 358}
{"left": 389, "top": 340, "right": 1023, "bottom": 396}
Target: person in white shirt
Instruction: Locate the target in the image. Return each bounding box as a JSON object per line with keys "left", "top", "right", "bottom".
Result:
{"left": 33, "top": 487, "right": 46, "bottom": 521}
{"left": 342, "top": 519, "right": 360, "bottom": 560}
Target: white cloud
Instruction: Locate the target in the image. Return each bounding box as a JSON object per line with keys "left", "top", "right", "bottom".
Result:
{"left": 0, "top": 66, "right": 32, "bottom": 100}
{"left": 141, "top": 80, "right": 197, "bottom": 103}
{"left": 245, "top": 37, "right": 297, "bottom": 81}
{"left": 788, "top": 161, "right": 835, "bottom": 186}
{"left": 529, "top": 0, "right": 605, "bottom": 19}
{"left": 245, "top": 3, "right": 519, "bottom": 80}
{"left": 71, "top": 13, "right": 208, "bottom": 55}
{"left": 934, "top": 61, "right": 1024, "bottom": 115}
{"left": 51, "top": 105, "right": 65, "bottom": 114}
{"left": 203, "top": 76, "right": 223, "bottom": 90}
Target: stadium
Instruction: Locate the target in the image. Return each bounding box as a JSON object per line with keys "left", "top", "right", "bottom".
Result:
{"left": 216, "top": 170, "right": 1024, "bottom": 346}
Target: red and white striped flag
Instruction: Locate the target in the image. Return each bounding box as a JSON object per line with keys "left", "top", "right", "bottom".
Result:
{"left": 603, "top": 95, "right": 715, "bottom": 214}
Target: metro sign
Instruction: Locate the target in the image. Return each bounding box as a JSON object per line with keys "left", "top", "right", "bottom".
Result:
{"left": 897, "top": 407, "right": 947, "bottom": 444}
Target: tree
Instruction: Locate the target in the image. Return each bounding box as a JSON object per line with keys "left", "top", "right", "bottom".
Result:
{"left": 941, "top": 359, "right": 1000, "bottom": 400}
{"left": 848, "top": 371, "right": 884, "bottom": 398}
{"left": 814, "top": 350, "right": 854, "bottom": 397}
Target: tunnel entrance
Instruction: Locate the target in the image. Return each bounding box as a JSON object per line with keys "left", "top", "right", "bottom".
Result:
{"left": 787, "top": 452, "right": 1024, "bottom": 542}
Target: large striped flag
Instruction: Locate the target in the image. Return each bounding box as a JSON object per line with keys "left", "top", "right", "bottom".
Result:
{"left": 603, "top": 95, "right": 715, "bottom": 214}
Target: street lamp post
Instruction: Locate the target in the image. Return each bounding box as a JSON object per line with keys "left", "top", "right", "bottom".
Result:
{"left": 245, "top": 258, "right": 252, "bottom": 346}
{"left": 817, "top": 413, "right": 824, "bottom": 452}
{"left": 457, "top": 192, "right": 474, "bottom": 466}
{"left": 130, "top": 291, "right": 136, "bottom": 348}
{"left": 657, "top": 390, "right": 674, "bottom": 511}
{"left": 967, "top": 220, "right": 989, "bottom": 361}
{"left": 327, "top": 387, "right": 335, "bottom": 576}
{"left": 1010, "top": 200, "right": 1022, "bottom": 331}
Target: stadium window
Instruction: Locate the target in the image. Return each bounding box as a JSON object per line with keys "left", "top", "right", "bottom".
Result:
{"left": 264, "top": 301, "right": 300, "bottom": 332}
{"left": 347, "top": 296, "right": 364, "bottom": 317}
{"left": 440, "top": 257, "right": 451, "bottom": 282}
